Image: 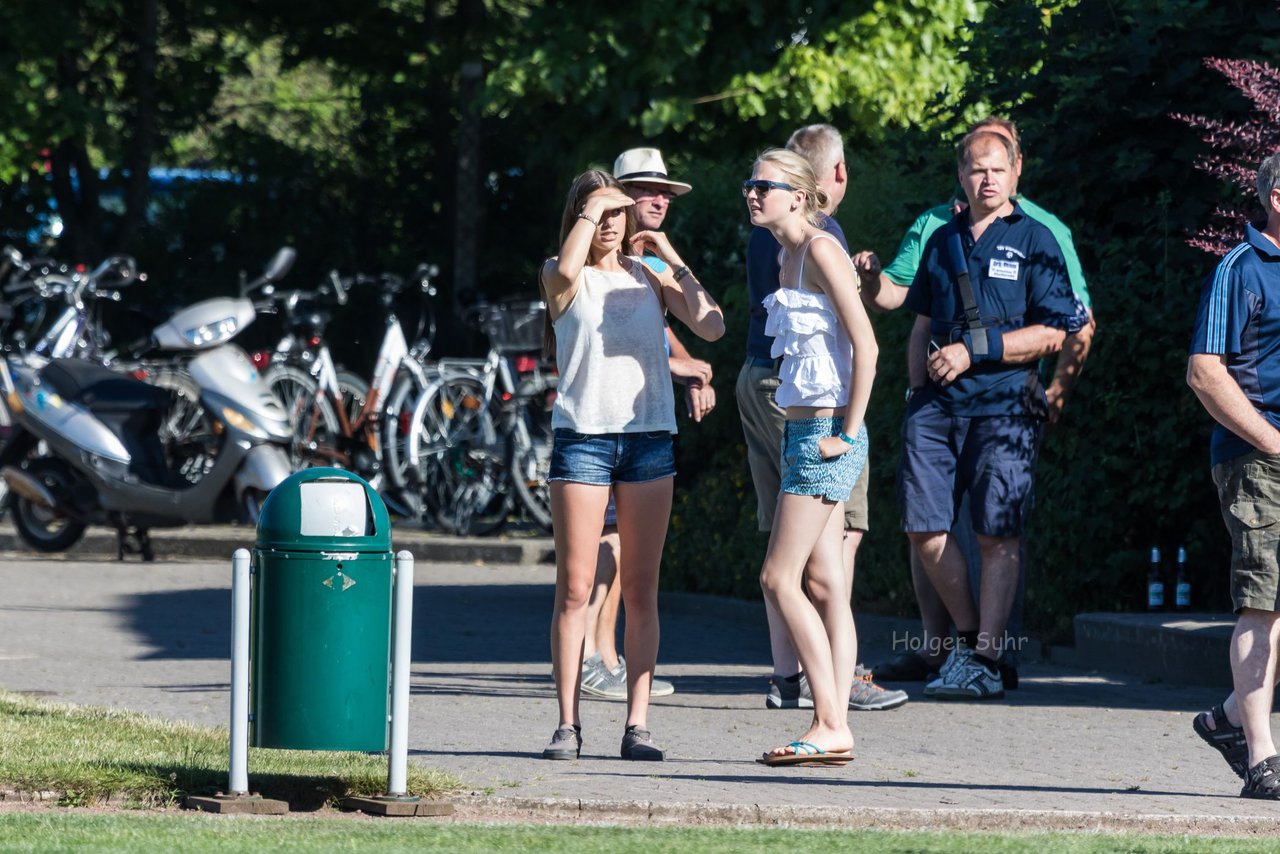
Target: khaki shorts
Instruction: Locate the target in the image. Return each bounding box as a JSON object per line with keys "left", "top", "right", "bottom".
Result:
{"left": 735, "top": 358, "right": 869, "bottom": 533}
{"left": 1212, "top": 449, "right": 1280, "bottom": 613}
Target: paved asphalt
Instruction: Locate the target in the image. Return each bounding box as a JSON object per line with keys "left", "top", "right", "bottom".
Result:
{"left": 1, "top": 550, "right": 1278, "bottom": 830}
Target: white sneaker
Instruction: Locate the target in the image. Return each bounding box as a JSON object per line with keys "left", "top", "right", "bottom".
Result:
{"left": 931, "top": 658, "right": 1005, "bottom": 700}
{"left": 923, "top": 646, "right": 973, "bottom": 697}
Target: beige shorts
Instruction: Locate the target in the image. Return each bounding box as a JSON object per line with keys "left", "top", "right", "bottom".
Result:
{"left": 1212, "top": 449, "right": 1280, "bottom": 613}
{"left": 735, "top": 358, "right": 868, "bottom": 533}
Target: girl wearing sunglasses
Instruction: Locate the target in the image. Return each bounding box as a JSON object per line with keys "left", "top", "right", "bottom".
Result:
{"left": 746, "top": 149, "right": 878, "bottom": 767}
{"left": 537, "top": 170, "right": 724, "bottom": 762}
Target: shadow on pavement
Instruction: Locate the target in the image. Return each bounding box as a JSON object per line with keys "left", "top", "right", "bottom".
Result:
{"left": 116, "top": 582, "right": 1223, "bottom": 715}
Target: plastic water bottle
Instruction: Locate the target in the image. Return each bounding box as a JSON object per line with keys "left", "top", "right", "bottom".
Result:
{"left": 1147, "top": 546, "right": 1165, "bottom": 611}
{"left": 1175, "top": 545, "right": 1192, "bottom": 611}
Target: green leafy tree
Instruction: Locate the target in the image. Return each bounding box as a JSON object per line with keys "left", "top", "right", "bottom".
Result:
{"left": 0, "top": 1, "right": 235, "bottom": 259}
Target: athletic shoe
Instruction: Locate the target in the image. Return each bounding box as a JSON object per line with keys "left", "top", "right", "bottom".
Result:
{"left": 614, "top": 656, "right": 676, "bottom": 698}
{"left": 931, "top": 657, "right": 1006, "bottom": 700}
{"left": 580, "top": 653, "right": 627, "bottom": 700}
{"left": 541, "top": 725, "right": 581, "bottom": 760}
{"left": 620, "top": 724, "right": 664, "bottom": 761}
{"left": 849, "top": 664, "right": 909, "bottom": 711}
{"left": 765, "top": 672, "right": 814, "bottom": 709}
{"left": 923, "top": 646, "right": 973, "bottom": 697}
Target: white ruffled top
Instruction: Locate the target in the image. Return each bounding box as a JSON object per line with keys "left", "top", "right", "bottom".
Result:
{"left": 762, "top": 235, "right": 853, "bottom": 408}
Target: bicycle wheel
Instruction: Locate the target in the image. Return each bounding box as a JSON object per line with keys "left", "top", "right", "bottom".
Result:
{"left": 337, "top": 368, "right": 370, "bottom": 427}
{"left": 150, "top": 366, "right": 219, "bottom": 484}
{"left": 382, "top": 369, "right": 433, "bottom": 494}
{"left": 507, "top": 374, "right": 556, "bottom": 533}
{"left": 411, "top": 373, "right": 510, "bottom": 535}
{"left": 265, "top": 363, "right": 340, "bottom": 470}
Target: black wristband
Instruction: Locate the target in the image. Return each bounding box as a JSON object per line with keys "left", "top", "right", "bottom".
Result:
{"left": 673, "top": 265, "right": 692, "bottom": 282}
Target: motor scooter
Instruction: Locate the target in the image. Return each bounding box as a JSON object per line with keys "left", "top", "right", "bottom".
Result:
{"left": 0, "top": 251, "right": 297, "bottom": 559}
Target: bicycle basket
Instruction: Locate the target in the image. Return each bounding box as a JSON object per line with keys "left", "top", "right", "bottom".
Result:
{"left": 476, "top": 301, "right": 546, "bottom": 354}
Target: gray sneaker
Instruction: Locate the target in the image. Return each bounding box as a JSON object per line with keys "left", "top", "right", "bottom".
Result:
{"left": 541, "top": 725, "right": 581, "bottom": 760}
{"left": 614, "top": 657, "right": 676, "bottom": 698}
{"left": 620, "top": 724, "right": 665, "bottom": 761}
{"left": 765, "top": 672, "right": 814, "bottom": 709}
{"left": 849, "top": 664, "right": 909, "bottom": 711}
{"left": 931, "top": 657, "right": 1005, "bottom": 701}
{"left": 581, "top": 653, "right": 627, "bottom": 700}
{"left": 924, "top": 646, "right": 973, "bottom": 697}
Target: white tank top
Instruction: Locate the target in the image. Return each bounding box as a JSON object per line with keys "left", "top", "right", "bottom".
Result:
{"left": 551, "top": 258, "right": 677, "bottom": 434}
{"left": 762, "top": 232, "right": 854, "bottom": 408}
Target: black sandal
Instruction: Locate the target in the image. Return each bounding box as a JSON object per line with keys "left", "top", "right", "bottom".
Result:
{"left": 1242, "top": 754, "right": 1280, "bottom": 799}
{"left": 1193, "top": 703, "right": 1249, "bottom": 780}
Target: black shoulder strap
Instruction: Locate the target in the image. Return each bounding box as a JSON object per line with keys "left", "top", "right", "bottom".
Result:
{"left": 946, "top": 230, "right": 987, "bottom": 356}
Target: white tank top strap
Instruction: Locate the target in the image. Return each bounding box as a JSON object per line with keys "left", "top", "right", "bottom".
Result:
{"left": 796, "top": 231, "right": 851, "bottom": 290}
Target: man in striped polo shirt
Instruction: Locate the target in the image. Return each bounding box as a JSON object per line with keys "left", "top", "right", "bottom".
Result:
{"left": 1188, "top": 152, "right": 1280, "bottom": 800}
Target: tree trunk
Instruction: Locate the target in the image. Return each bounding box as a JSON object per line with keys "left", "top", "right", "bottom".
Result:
{"left": 453, "top": 59, "right": 483, "bottom": 315}
{"left": 49, "top": 49, "right": 102, "bottom": 262}
{"left": 119, "top": 0, "right": 158, "bottom": 251}
{"left": 451, "top": 0, "right": 485, "bottom": 316}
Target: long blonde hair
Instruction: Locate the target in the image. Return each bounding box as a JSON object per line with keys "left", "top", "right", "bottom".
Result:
{"left": 753, "top": 148, "right": 829, "bottom": 226}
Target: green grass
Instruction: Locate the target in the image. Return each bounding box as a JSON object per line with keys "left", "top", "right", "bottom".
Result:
{"left": 0, "top": 816, "right": 1277, "bottom": 854}
{"left": 0, "top": 690, "right": 459, "bottom": 808}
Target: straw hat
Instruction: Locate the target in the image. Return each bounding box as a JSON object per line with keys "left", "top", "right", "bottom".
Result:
{"left": 613, "top": 148, "right": 692, "bottom": 196}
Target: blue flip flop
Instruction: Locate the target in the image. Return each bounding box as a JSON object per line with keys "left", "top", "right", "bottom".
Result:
{"left": 758, "top": 740, "right": 854, "bottom": 767}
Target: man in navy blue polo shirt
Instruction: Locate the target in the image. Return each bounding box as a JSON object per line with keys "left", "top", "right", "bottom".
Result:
{"left": 900, "top": 130, "right": 1080, "bottom": 700}
{"left": 1188, "top": 152, "right": 1280, "bottom": 799}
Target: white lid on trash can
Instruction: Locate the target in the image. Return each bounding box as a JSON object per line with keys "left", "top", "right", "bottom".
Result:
{"left": 299, "top": 480, "right": 368, "bottom": 537}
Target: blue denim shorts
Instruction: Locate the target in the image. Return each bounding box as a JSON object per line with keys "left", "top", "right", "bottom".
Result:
{"left": 780, "top": 417, "right": 867, "bottom": 502}
{"left": 549, "top": 429, "right": 676, "bottom": 485}
{"left": 897, "top": 398, "right": 1042, "bottom": 537}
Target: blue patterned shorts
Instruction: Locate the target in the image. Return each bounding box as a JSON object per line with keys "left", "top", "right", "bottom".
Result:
{"left": 780, "top": 417, "right": 868, "bottom": 502}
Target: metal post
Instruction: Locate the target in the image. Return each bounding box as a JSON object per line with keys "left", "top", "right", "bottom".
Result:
{"left": 229, "top": 548, "right": 251, "bottom": 795}
{"left": 387, "top": 550, "right": 415, "bottom": 796}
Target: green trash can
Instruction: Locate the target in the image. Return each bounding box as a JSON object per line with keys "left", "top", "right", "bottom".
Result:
{"left": 250, "top": 468, "right": 393, "bottom": 751}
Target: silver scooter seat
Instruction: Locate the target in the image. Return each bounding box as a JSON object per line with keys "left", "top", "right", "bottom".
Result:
{"left": 39, "top": 359, "right": 171, "bottom": 413}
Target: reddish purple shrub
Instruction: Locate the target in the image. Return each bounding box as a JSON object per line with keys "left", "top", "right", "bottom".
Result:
{"left": 1173, "top": 58, "right": 1280, "bottom": 255}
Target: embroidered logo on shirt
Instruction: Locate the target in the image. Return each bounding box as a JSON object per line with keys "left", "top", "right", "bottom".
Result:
{"left": 995, "top": 245, "right": 1027, "bottom": 259}
{"left": 988, "top": 259, "right": 1020, "bottom": 281}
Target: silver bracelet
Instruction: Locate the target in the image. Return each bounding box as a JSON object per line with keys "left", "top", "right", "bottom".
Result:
{"left": 576, "top": 212, "right": 599, "bottom": 226}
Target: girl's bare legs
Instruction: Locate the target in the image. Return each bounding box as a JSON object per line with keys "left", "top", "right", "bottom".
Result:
{"left": 584, "top": 528, "right": 622, "bottom": 668}
{"left": 759, "top": 491, "right": 853, "bottom": 757}
{"left": 612, "top": 477, "right": 674, "bottom": 729}
{"left": 808, "top": 503, "right": 856, "bottom": 711}
{"left": 550, "top": 481, "right": 611, "bottom": 728}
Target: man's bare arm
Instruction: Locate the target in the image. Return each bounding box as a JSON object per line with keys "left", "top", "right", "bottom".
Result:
{"left": 1187, "top": 353, "right": 1280, "bottom": 454}
{"left": 1046, "top": 309, "right": 1096, "bottom": 424}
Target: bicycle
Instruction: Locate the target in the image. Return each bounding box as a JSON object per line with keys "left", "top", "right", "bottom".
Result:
{"left": 260, "top": 267, "right": 438, "bottom": 513}
{"left": 396, "top": 298, "right": 556, "bottom": 535}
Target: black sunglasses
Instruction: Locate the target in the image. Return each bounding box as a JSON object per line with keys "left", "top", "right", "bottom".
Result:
{"left": 741, "top": 179, "right": 797, "bottom": 198}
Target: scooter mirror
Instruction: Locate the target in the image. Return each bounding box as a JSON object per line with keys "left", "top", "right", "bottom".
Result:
{"left": 262, "top": 247, "right": 297, "bottom": 284}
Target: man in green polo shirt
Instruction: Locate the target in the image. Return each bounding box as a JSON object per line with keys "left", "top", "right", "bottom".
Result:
{"left": 856, "top": 116, "right": 1096, "bottom": 685}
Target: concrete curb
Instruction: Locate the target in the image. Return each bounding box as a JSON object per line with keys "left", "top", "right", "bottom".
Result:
{"left": 1074, "top": 612, "right": 1234, "bottom": 690}
{"left": 0, "top": 526, "right": 555, "bottom": 567}
{"left": 451, "top": 794, "right": 1280, "bottom": 835}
